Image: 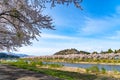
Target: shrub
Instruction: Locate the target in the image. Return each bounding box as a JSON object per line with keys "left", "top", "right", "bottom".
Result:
{"left": 38, "top": 62, "right": 43, "bottom": 65}
{"left": 86, "top": 68, "right": 90, "bottom": 73}
{"left": 49, "top": 63, "right": 63, "bottom": 68}
{"left": 29, "top": 61, "right": 36, "bottom": 67}
{"left": 86, "top": 66, "right": 99, "bottom": 73}
{"left": 113, "top": 68, "right": 119, "bottom": 74}
{"left": 101, "top": 67, "right": 106, "bottom": 74}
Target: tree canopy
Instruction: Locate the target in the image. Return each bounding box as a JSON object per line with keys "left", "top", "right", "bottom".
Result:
{"left": 0, "top": 0, "right": 82, "bottom": 51}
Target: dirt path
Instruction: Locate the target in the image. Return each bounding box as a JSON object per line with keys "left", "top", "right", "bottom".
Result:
{"left": 0, "top": 64, "right": 62, "bottom": 80}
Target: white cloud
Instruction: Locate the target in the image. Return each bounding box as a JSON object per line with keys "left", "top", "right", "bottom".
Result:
{"left": 41, "top": 33, "right": 74, "bottom": 39}
{"left": 80, "top": 14, "right": 120, "bottom": 35}
{"left": 16, "top": 47, "right": 60, "bottom": 56}
{"left": 13, "top": 33, "right": 120, "bottom": 56}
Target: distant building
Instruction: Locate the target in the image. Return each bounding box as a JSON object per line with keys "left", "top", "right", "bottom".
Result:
{"left": 114, "top": 55, "right": 120, "bottom": 59}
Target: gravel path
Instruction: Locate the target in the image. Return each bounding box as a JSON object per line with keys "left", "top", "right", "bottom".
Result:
{"left": 0, "top": 64, "right": 62, "bottom": 80}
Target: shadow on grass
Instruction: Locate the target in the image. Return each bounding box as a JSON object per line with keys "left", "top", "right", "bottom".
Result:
{"left": 0, "top": 64, "right": 62, "bottom": 80}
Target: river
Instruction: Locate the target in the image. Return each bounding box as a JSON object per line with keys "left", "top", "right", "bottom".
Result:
{"left": 45, "top": 62, "right": 120, "bottom": 71}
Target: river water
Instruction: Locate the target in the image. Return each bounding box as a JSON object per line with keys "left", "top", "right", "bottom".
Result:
{"left": 45, "top": 62, "right": 120, "bottom": 71}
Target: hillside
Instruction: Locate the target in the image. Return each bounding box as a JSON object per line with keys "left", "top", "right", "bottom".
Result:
{"left": 54, "top": 48, "right": 120, "bottom": 55}
{"left": 54, "top": 49, "right": 90, "bottom": 55}
{"left": 0, "top": 52, "right": 19, "bottom": 59}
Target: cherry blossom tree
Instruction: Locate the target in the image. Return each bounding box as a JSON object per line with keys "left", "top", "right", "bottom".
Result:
{"left": 0, "top": 0, "right": 82, "bottom": 51}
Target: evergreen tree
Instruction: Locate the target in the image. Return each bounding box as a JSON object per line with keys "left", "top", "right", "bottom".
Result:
{"left": 107, "top": 48, "right": 113, "bottom": 53}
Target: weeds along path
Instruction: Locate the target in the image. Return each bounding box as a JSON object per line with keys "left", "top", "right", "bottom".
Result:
{"left": 0, "top": 64, "right": 62, "bottom": 80}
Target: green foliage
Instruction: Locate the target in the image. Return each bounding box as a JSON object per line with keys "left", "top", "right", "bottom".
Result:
{"left": 49, "top": 63, "right": 63, "bottom": 68}
{"left": 115, "top": 49, "right": 120, "bottom": 53}
{"left": 101, "top": 67, "right": 106, "bottom": 74}
{"left": 114, "top": 50, "right": 117, "bottom": 53}
{"left": 86, "top": 66, "right": 99, "bottom": 73}
{"left": 101, "top": 49, "right": 120, "bottom": 54}
{"left": 54, "top": 48, "right": 120, "bottom": 55}
{"left": 54, "top": 48, "right": 79, "bottom": 55}
{"left": 113, "top": 68, "right": 119, "bottom": 74}
{"left": 79, "top": 51, "right": 90, "bottom": 54}
{"left": 107, "top": 48, "right": 113, "bottom": 53}
{"left": 54, "top": 48, "right": 91, "bottom": 55}
{"left": 92, "top": 51, "right": 98, "bottom": 54}
{"left": 86, "top": 68, "right": 90, "bottom": 73}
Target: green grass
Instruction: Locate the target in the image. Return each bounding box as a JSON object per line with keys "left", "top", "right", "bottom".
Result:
{"left": 86, "top": 66, "right": 99, "bottom": 73}
{"left": 48, "top": 63, "right": 63, "bottom": 68}
{"left": 10, "top": 65, "right": 118, "bottom": 80}
{"left": 38, "top": 68, "right": 98, "bottom": 80}
{"left": 9, "top": 63, "right": 98, "bottom": 80}
{"left": 2, "top": 60, "right": 120, "bottom": 80}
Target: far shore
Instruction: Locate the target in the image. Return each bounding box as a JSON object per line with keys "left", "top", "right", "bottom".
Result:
{"left": 73, "top": 62, "right": 120, "bottom": 65}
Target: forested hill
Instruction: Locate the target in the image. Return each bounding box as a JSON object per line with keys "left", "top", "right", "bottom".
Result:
{"left": 54, "top": 48, "right": 120, "bottom": 55}
{"left": 54, "top": 49, "right": 90, "bottom": 55}
{"left": 0, "top": 52, "right": 19, "bottom": 59}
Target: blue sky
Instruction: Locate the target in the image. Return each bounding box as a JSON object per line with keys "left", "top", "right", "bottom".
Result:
{"left": 14, "top": 0, "right": 120, "bottom": 55}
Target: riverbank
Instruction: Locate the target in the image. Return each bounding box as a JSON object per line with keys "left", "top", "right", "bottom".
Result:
{"left": 2, "top": 60, "right": 120, "bottom": 80}
{"left": 9, "top": 64, "right": 120, "bottom": 80}
{"left": 71, "top": 61, "right": 120, "bottom": 65}
{"left": 36, "top": 65, "right": 120, "bottom": 79}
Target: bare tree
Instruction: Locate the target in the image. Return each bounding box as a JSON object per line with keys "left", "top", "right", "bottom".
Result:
{"left": 0, "top": 0, "right": 82, "bottom": 51}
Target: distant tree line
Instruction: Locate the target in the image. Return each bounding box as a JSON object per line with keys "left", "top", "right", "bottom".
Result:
{"left": 99, "top": 49, "right": 120, "bottom": 54}
{"left": 54, "top": 48, "right": 120, "bottom": 55}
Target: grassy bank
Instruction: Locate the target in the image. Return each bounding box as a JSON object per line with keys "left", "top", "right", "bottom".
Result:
{"left": 1, "top": 59, "right": 120, "bottom": 80}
